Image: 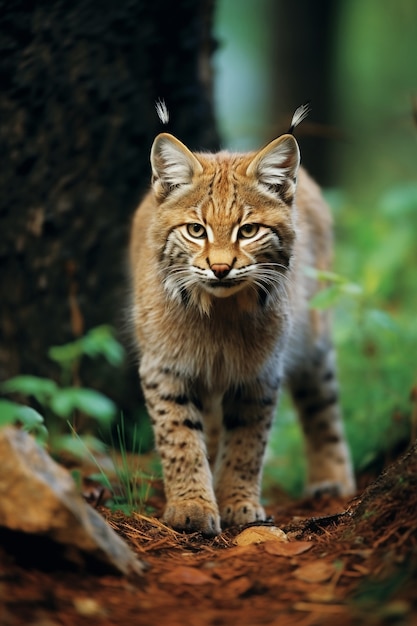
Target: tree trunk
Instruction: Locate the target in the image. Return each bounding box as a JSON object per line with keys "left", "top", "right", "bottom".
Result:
{"left": 270, "top": 0, "right": 338, "bottom": 186}
{"left": 0, "top": 0, "right": 219, "bottom": 425}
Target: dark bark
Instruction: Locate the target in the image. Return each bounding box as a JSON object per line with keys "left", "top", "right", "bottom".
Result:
{"left": 270, "top": 0, "right": 338, "bottom": 186}
{"left": 0, "top": 0, "right": 219, "bottom": 425}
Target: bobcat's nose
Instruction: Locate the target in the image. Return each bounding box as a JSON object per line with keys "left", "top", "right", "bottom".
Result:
{"left": 210, "top": 263, "right": 231, "bottom": 280}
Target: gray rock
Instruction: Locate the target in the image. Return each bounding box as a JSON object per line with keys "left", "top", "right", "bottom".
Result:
{"left": 0, "top": 426, "right": 144, "bottom": 576}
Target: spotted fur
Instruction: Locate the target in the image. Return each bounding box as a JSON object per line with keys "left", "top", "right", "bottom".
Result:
{"left": 129, "top": 132, "right": 355, "bottom": 536}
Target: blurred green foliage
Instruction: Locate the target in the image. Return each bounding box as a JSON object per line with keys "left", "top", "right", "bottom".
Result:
{"left": 333, "top": 184, "right": 416, "bottom": 464}
{"left": 265, "top": 180, "right": 417, "bottom": 498}
{"left": 334, "top": 0, "right": 417, "bottom": 191}
{"left": 0, "top": 326, "right": 124, "bottom": 456}
{"left": 0, "top": 398, "right": 48, "bottom": 440}
{"left": 219, "top": 0, "right": 417, "bottom": 496}
{"left": 0, "top": 326, "right": 157, "bottom": 513}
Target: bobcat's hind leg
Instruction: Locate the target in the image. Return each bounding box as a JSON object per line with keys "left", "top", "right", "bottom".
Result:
{"left": 201, "top": 392, "right": 223, "bottom": 468}
{"left": 288, "top": 335, "right": 356, "bottom": 497}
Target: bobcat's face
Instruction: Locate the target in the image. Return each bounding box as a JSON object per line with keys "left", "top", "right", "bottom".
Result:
{"left": 184, "top": 218, "right": 279, "bottom": 300}
{"left": 150, "top": 133, "right": 300, "bottom": 313}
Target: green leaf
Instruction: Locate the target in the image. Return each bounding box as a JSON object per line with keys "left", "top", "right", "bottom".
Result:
{"left": 304, "top": 266, "right": 347, "bottom": 284}
{"left": 0, "top": 399, "right": 22, "bottom": 426}
{"left": 309, "top": 285, "right": 343, "bottom": 309}
{"left": 49, "top": 389, "right": 75, "bottom": 418}
{"left": 0, "top": 375, "right": 58, "bottom": 402}
{"left": 48, "top": 325, "right": 125, "bottom": 367}
{"left": 52, "top": 433, "right": 108, "bottom": 459}
{"left": 100, "top": 337, "right": 125, "bottom": 366}
{"left": 74, "top": 389, "right": 116, "bottom": 422}
{"left": 82, "top": 326, "right": 125, "bottom": 365}
{"left": 15, "top": 405, "right": 45, "bottom": 428}
{"left": 0, "top": 400, "right": 47, "bottom": 439}
{"left": 339, "top": 282, "right": 363, "bottom": 296}
{"left": 50, "top": 387, "right": 116, "bottom": 423}
{"left": 22, "top": 419, "right": 49, "bottom": 441}
{"left": 304, "top": 267, "right": 363, "bottom": 295}
{"left": 88, "top": 472, "right": 113, "bottom": 490}
{"left": 48, "top": 342, "right": 83, "bottom": 365}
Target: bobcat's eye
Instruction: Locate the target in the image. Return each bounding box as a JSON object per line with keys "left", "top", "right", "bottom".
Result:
{"left": 238, "top": 224, "right": 259, "bottom": 239}
{"left": 186, "top": 223, "right": 207, "bottom": 239}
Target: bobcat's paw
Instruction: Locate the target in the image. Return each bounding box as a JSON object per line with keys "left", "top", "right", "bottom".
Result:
{"left": 219, "top": 500, "right": 266, "bottom": 527}
{"left": 305, "top": 478, "right": 356, "bottom": 499}
{"left": 306, "top": 450, "right": 356, "bottom": 497}
{"left": 162, "top": 498, "right": 221, "bottom": 537}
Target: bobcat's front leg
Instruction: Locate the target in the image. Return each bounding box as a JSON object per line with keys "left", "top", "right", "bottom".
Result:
{"left": 214, "top": 378, "right": 279, "bottom": 527}
{"left": 140, "top": 360, "right": 220, "bottom": 536}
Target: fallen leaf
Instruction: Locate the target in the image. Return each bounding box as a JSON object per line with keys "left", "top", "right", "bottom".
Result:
{"left": 264, "top": 540, "right": 313, "bottom": 557}
{"left": 234, "top": 526, "right": 288, "bottom": 546}
{"left": 161, "top": 566, "right": 213, "bottom": 585}
{"left": 73, "top": 598, "right": 104, "bottom": 617}
{"left": 293, "top": 561, "right": 335, "bottom": 583}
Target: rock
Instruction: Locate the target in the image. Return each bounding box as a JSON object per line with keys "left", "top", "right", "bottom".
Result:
{"left": 0, "top": 426, "right": 144, "bottom": 576}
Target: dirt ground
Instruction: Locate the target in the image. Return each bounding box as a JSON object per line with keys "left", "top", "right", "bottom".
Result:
{"left": 1, "top": 445, "right": 417, "bottom": 626}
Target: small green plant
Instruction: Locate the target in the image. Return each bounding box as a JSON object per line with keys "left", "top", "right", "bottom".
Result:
{"left": 0, "top": 325, "right": 124, "bottom": 457}
{"left": 109, "top": 416, "right": 156, "bottom": 514}
{"left": 69, "top": 415, "right": 159, "bottom": 515}
{"left": 0, "top": 325, "right": 158, "bottom": 513}
{"left": 0, "top": 398, "right": 48, "bottom": 441}
{"left": 48, "top": 324, "right": 125, "bottom": 386}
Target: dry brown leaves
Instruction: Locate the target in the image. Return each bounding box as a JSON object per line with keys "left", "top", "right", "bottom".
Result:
{"left": 2, "top": 446, "right": 417, "bottom": 625}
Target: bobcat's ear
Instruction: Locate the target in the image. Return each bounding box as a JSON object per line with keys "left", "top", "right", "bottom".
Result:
{"left": 151, "top": 133, "right": 203, "bottom": 196}
{"left": 246, "top": 134, "right": 300, "bottom": 196}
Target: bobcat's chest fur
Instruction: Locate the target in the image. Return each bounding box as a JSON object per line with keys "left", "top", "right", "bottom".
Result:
{"left": 147, "top": 295, "right": 286, "bottom": 392}
{"left": 129, "top": 130, "right": 355, "bottom": 536}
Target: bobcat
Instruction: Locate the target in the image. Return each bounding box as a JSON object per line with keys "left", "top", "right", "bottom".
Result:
{"left": 129, "top": 123, "right": 355, "bottom": 536}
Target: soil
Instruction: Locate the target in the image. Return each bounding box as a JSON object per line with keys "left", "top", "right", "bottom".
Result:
{"left": 1, "top": 446, "right": 417, "bottom": 626}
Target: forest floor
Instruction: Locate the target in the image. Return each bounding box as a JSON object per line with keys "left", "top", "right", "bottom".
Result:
{"left": 1, "top": 447, "right": 417, "bottom": 626}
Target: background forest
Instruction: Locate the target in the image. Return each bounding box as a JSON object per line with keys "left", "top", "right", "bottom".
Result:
{"left": 1, "top": 0, "right": 416, "bottom": 502}
{"left": 214, "top": 0, "right": 417, "bottom": 496}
